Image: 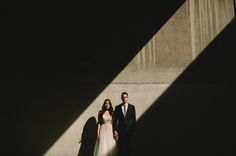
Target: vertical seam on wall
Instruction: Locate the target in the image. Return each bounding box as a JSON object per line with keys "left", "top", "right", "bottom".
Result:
{"left": 189, "top": 0, "right": 196, "bottom": 60}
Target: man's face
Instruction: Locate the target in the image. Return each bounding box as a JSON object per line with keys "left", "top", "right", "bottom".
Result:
{"left": 121, "top": 94, "right": 128, "bottom": 103}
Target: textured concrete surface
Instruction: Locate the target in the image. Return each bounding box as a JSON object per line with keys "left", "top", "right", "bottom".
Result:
{"left": 44, "top": 1, "right": 235, "bottom": 155}
{"left": 189, "top": 0, "right": 235, "bottom": 57}
{"left": 113, "top": 2, "right": 192, "bottom": 84}
{"left": 113, "top": 0, "right": 235, "bottom": 84}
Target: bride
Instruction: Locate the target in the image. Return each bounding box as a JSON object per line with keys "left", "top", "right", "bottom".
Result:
{"left": 93, "top": 99, "right": 117, "bottom": 156}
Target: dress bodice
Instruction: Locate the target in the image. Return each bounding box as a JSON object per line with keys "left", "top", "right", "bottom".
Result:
{"left": 103, "top": 114, "right": 112, "bottom": 124}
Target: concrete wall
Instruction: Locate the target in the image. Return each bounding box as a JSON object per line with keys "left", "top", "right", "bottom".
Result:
{"left": 44, "top": 1, "right": 235, "bottom": 155}
{"left": 114, "top": 0, "right": 235, "bottom": 84}
{"left": 189, "top": 0, "right": 235, "bottom": 58}
{"left": 113, "top": 2, "right": 192, "bottom": 84}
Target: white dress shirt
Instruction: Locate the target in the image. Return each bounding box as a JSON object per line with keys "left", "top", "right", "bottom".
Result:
{"left": 122, "top": 103, "right": 128, "bottom": 116}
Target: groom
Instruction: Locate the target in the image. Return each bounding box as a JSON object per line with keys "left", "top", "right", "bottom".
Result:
{"left": 113, "top": 92, "right": 136, "bottom": 156}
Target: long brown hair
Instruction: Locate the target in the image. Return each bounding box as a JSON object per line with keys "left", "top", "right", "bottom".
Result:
{"left": 98, "top": 99, "right": 114, "bottom": 124}
{"left": 101, "top": 99, "right": 113, "bottom": 115}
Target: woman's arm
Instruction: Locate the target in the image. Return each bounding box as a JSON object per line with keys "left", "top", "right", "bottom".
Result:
{"left": 97, "top": 111, "right": 102, "bottom": 139}
{"left": 96, "top": 123, "right": 101, "bottom": 140}
{"left": 112, "top": 106, "right": 118, "bottom": 131}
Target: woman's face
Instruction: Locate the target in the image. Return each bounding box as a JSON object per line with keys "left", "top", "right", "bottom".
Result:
{"left": 105, "top": 100, "right": 110, "bottom": 109}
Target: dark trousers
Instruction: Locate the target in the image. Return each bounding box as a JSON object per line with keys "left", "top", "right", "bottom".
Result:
{"left": 117, "top": 133, "right": 133, "bottom": 156}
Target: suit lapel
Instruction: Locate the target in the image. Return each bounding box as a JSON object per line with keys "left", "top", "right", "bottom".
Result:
{"left": 126, "top": 104, "right": 130, "bottom": 117}
{"left": 118, "top": 105, "right": 124, "bottom": 118}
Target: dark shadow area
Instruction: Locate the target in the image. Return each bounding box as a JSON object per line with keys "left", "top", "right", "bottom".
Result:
{"left": 78, "top": 116, "right": 97, "bottom": 156}
{"left": 3, "top": 1, "right": 186, "bottom": 155}
{"left": 132, "top": 18, "right": 236, "bottom": 156}
{"left": 0, "top": 8, "right": 8, "bottom": 16}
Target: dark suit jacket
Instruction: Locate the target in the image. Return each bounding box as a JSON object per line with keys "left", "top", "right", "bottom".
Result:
{"left": 113, "top": 103, "right": 136, "bottom": 136}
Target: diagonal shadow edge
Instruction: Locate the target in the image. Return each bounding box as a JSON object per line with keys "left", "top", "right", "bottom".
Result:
{"left": 6, "top": 1, "right": 187, "bottom": 155}
{"left": 132, "top": 18, "right": 236, "bottom": 155}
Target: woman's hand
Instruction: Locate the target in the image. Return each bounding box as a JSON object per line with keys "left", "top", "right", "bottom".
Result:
{"left": 97, "top": 134, "right": 100, "bottom": 140}
{"left": 113, "top": 130, "right": 118, "bottom": 140}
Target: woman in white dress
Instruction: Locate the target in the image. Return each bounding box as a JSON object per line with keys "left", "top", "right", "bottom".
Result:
{"left": 93, "top": 99, "right": 117, "bottom": 156}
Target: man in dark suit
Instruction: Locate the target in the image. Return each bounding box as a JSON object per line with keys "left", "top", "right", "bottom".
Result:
{"left": 113, "top": 92, "right": 136, "bottom": 156}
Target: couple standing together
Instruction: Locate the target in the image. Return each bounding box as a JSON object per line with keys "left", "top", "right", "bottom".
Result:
{"left": 93, "top": 92, "right": 136, "bottom": 156}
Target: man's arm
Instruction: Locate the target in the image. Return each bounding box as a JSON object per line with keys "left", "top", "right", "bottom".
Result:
{"left": 113, "top": 106, "right": 119, "bottom": 137}
{"left": 132, "top": 105, "right": 136, "bottom": 132}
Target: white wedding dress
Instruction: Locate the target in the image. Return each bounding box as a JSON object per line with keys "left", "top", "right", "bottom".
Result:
{"left": 93, "top": 114, "right": 117, "bottom": 156}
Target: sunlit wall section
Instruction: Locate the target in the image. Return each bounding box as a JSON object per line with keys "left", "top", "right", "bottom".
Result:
{"left": 189, "top": 0, "right": 235, "bottom": 59}
{"left": 114, "top": 0, "right": 235, "bottom": 85}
